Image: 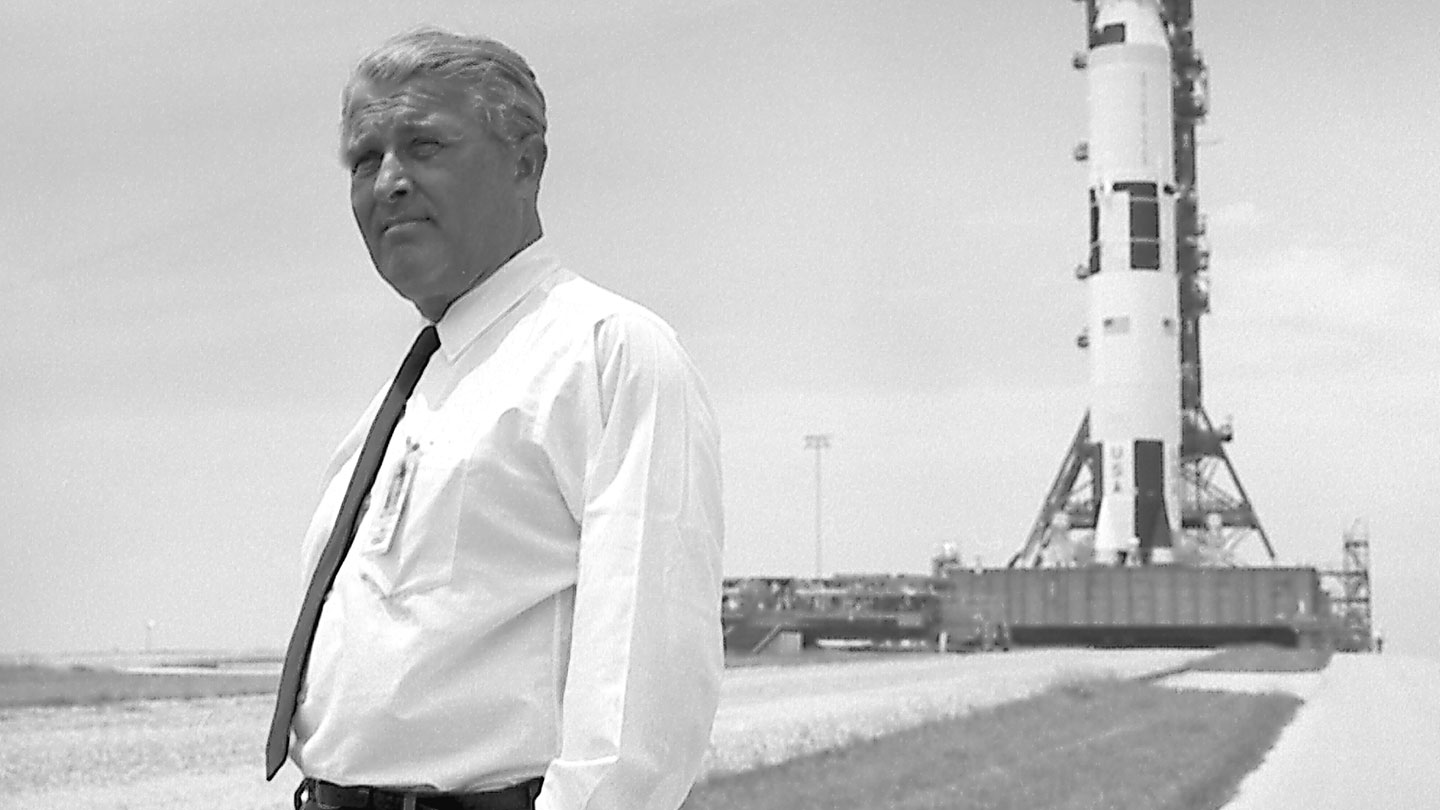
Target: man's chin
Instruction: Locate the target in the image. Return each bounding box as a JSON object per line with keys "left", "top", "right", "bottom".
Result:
{"left": 379, "top": 255, "right": 441, "bottom": 288}
{"left": 386, "top": 281, "right": 461, "bottom": 322}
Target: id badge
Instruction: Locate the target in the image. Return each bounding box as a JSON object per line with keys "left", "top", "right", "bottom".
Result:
{"left": 365, "top": 436, "right": 422, "bottom": 555}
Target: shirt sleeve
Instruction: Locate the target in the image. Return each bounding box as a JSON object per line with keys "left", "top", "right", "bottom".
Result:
{"left": 536, "top": 311, "right": 725, "bottom": 810}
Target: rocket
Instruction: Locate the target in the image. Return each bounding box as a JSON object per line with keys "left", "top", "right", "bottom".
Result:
{"left": 1077, "top": 0, "right": 1180, "bottom": 564}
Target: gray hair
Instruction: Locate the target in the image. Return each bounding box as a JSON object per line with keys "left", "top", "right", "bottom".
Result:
{"left": 342, "top": 27, "right": 547, "bottom": 145}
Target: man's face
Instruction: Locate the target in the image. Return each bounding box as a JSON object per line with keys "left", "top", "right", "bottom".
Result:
{"left": 343, "top": 77, "right": 534, "bottom": 320}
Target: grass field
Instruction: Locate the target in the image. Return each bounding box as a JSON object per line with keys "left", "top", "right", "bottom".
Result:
{"left": 0, "top": 663, "right": 278, "bottom": 708}
{"left": 682, "top": 678, "right": 1302, "bottom": 810}
{"left": 1, "top": 649, "right": 1288, "bottom": 808}
{"left": 682, "top": 645, "right": 1325, "bottom": 810}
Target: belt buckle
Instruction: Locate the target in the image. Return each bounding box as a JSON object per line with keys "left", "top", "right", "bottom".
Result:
{"left": 306, "top": 780, "right": 371, "bottom": 809}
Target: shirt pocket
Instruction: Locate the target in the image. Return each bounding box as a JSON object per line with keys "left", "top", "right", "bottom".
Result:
{"left": 353, "top": 427, "right": 462, "bottom": 599}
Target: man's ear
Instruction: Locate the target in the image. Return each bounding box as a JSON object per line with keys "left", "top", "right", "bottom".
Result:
{"left": 515, "top": 135, "right": 547, "bottom": 185}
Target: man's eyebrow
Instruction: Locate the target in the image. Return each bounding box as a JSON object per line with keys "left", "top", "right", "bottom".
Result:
{"left": 341, "top": 138, "right": 370, "bottom": 162}
{"left": 340, "top": 125, "right": 385, "bottom": 164}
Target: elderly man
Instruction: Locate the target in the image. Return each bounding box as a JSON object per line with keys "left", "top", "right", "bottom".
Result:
{"left": 266, "top": 28, "right": 725, "bottom": 810}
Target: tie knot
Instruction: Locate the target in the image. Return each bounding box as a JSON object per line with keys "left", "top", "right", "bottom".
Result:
{"left": 413, "top": 325, "right": 440, "bottom": 359}
{"left": 395, "top": 326, "right": 440, "bottom": 394}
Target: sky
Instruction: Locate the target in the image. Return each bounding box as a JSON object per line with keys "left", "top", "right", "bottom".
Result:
{"left": 4, "top": 1, "right": 1437, "bottom": 659}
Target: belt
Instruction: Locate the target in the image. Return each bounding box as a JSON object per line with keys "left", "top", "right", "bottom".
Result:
{"left": 296, "top": 777, "right": 543, "bottom": 810}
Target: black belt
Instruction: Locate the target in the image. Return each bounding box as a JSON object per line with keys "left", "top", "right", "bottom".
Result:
{"left": 296, "top": 777, "right": 543, "bottom": 810}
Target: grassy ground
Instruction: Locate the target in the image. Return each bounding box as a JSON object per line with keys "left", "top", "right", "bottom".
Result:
{"left": 1187, "top": 644, "right": 1331, "bottom": 673}
{"left": 0, "top": 663, "right": 278, "bottom": 708}
{"left": 682, "top": 679, "right": 1301, "bottom": 810}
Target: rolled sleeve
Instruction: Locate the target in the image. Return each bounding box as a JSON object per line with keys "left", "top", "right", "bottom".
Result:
{"left": 537, "top": 312, "right": 724, "bottom": 810}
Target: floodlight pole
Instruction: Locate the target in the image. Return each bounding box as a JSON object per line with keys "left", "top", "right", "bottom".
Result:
{"left": 804, "top": 434, "right": 832, "bottom": 577}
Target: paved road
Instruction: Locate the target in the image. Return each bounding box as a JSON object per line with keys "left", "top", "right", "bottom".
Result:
{"left": 1223, "top": 654, "right": 1440, "bottom": 810}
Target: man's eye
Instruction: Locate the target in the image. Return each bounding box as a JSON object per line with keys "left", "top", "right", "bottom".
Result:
{"left": 350, "top": 153, "right": 381, "bottom": 176}
{"left": 411, "top": 140, "right": 443, "bottom": 158}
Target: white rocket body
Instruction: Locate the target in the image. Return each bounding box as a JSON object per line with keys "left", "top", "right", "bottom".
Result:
{"left": 1083, "top": 0, "right": 1180, "bottom": 564}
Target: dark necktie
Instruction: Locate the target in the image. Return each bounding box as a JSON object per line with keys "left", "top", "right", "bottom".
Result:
{"left": 265, "top": 326, "right": 441, "bottom": 779}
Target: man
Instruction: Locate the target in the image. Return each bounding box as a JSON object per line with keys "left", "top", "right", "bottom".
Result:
{"left": 267, "top": 27, "right": 725, "bottom": 810}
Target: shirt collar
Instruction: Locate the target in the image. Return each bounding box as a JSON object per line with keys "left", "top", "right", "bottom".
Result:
{"left": 430, "top": 237, "right": 559, "bottom": 363}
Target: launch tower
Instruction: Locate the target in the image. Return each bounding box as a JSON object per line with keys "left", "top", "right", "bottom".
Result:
{"left": 1320, "top": 519, "right": 1376, "bottom": 651}
{"left": 1011, "top": 0, "right": 1273, "bottom": 568}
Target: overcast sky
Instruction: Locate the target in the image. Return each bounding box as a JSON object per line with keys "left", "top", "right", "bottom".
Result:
{"left": 4, "top": 1, "right": 1437, "bottom": 659}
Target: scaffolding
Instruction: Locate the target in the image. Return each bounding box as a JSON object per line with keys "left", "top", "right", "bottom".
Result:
{"left": 1320, "top": 519, "right": 1376, "bottom": 651}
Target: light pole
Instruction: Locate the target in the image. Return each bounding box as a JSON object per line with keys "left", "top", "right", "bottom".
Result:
{"left": 803, "top": 434, "right": 831, "bottom": 577}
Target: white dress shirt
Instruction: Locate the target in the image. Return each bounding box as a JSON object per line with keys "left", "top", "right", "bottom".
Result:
{"left": 292, "top": 239, "right": 724, "bottom": 810}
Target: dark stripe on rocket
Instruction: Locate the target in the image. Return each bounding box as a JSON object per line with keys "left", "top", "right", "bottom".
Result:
{"left": 1087, "top": 182, "right": 1163, "bottom": 272}
{"left": 1133, "top": 439, "right": 1173, "bottom": 551}
{"left": 1090, "top": 23, "right": 1127, "bottom": 49}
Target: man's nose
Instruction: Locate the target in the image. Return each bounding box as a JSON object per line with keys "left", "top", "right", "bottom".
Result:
{"left": 375, "top": 152, "right": 412, "bottom": 202}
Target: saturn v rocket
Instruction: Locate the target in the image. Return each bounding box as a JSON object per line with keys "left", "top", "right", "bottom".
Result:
{"left": 1077, "top": 0, "right": 1181, "bottom": 564}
